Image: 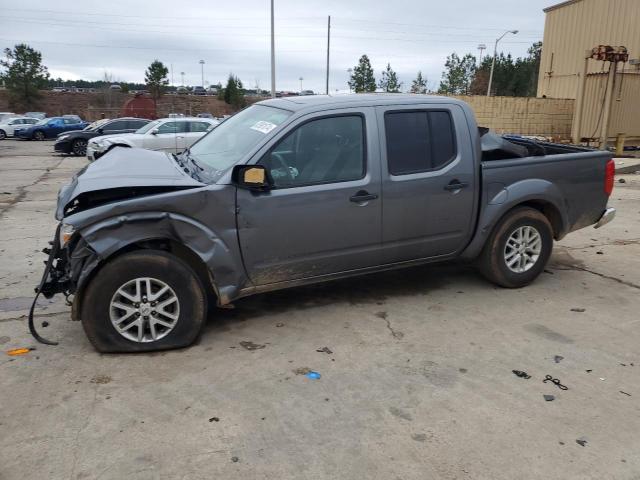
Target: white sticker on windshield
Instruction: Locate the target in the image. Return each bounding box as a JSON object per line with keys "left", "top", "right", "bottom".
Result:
{"left": 250, "top": 121, "right": 277, "bottom": 134}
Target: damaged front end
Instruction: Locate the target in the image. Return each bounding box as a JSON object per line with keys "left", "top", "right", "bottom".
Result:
{"left": 30, "top": 223, "right": 100, "bottom": 345}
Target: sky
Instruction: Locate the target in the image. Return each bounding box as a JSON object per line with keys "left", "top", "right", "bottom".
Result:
{"left": 0, "top": 0, "right": 557, "bottom": 93}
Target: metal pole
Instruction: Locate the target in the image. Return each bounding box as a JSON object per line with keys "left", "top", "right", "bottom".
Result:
{"left": 487, "top": 38, "right": 499, "bottom": 96}
{"left": 326, "top": 15, "right": 331, "bottom": 95}
{"left": 599, "top": 61, "right": 616, "bottom": 150}
{"left": 199, "top": 60, "right": 204, "bottom": 87}
{"left": 572, "top": 52, "right": 590, "bottom": 144}
{"left": 270, "top": 0, "right": 276, "bottom": 98}
{"left": 486, "top": 30, "right": 517, "bottom": 97}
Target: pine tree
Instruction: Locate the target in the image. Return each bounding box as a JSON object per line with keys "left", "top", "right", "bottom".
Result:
{"left": 348, "top": 55, "right": 376, "bottom": 93}
{"left": 0, "top": 44, "right": 49, "bottom": 109}
{"left": 378, "top": 63, "right": 402, "bottom": 92}
{"left": 437, "top": 53, "right": 476, "bottom": 95}
{"left": 223, "top": 74, "right": 245, "bottom": 109}
{"left": 410, "top": 71, "right": 427, "bottom": 94}
{"left": 144, "top": 60, "right": 169, "bottom": 104}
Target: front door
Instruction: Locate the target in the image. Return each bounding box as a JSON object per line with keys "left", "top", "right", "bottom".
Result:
{"left": 237, "top": 109, "right": 382, "bottom": 286}
{"left": 377, "top": 104, "right": 477, "bottom": 264}
{"left": 147, "top": 121, "right": 187, "bottom": 153}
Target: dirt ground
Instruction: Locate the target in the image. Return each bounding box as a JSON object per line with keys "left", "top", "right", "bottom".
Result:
{"left": 1, "top": 139, "right": 639, "bottom": 480}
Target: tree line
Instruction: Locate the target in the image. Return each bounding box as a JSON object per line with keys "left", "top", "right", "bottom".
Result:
{"left": 0, "top": 43, "right": 246, "bottom": 110}
{"left": 347, "top": 43, "right": 541, "bottom": 97}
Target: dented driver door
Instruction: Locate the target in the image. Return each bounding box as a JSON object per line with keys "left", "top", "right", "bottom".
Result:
{"left": 236, "top": 107, "right": 382, "bottom": 286}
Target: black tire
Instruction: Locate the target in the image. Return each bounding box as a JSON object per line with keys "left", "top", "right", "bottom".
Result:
{"left": 477, "top": 207, "right": 553, "bottom": 288}
{"left": 71, "top": 138, "right": 87, "bottom": 156}
{"left": 0, "top": 130, "right": 6, "bottom": 140}
{"left": 33, "top": 130, "right": 45, "bottom": 141}
{"left": 80, "top": 250, "right": 206, "bottom": 352}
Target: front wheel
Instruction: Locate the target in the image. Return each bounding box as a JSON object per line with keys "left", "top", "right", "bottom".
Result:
{"left": 71, "top": 138, "right": 87, "bottom": 156}
{"left": 477, "top": 207, "right": 553, "bottom": 288}
{"left": 33, "top": 130, "right": 45, "bottom": 141}
{"left": 0, "top": 130, "right": 6, "bottom": 140}
{"left": 80, "top": 250, "right": 206, "bottom": 352}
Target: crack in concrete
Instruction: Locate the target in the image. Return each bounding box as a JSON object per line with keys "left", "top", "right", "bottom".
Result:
{"left": 0, "top": 160, "right": 64, "bottom": 216}
{"left": 562, "top": 238, "right": 640, "bottom": 250}
{"left": 553, "top": 263, "right": 640, "bottom": 290}
{"left": 0, "top": 310, "right": 66, "bottom": 323}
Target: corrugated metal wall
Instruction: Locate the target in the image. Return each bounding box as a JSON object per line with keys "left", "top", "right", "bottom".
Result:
{"left": 537, "top": 0, "right": 640, "bottom": 140}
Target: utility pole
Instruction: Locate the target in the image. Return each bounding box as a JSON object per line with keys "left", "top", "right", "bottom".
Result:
{"left": 299, "top": 77, "right": 303, "bottom": 92}
{"left": 199, "top": 60, "right": 205, "bottom": 87}
{"left": 180, "top": 72, "right": 185, "bottom": 87}
{"left": 487, "top": 30, "right": 518, "bottom": 96}
{"left": 572, "top": 50, "right": 591, "bottom": 144}
{"left": 270, "top": 0, "right": 276, "bottom": 98}
{"left": 326, "top": 15, "right": 331, "bottom": 95}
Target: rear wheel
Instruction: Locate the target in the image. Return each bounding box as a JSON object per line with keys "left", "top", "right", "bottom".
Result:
{"left": 33, "top": 130, "right": 45, "bottom": 141}
{"left": 80, "top": 250, "right": 206, "bottom": 352}
{"left": 71, "top": 138, "right": 88, "bottom": 156}
{"left": 477, "top": 207, "right": 553, "bottom": 288}
{"left": 0, "top": 130, "right": 6, "bottom": 140}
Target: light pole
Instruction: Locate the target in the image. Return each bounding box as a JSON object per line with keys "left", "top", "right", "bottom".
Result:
{"left": 477, "top": 43, "right": 486, "bottom": 66}
{"left": 270, "top": 0, "right": 275, "bottom": 98}
{"left": 180, "top": 72, "right": 185, "bottom": 87}
{"left": 486, "top": 30, "right": 518, "bottom": 96}
{"left": 347, "top": 68, "right": 353, "bottom": 93}
{"left": 299, "top": 77, "right": 303, "bottom": 92}
{"left": 199, "top": 60, "right": 205, "bottom": 87}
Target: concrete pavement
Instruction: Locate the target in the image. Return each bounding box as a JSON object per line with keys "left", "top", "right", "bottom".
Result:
{"left": 1, "top": 139, "right": 639, "bottom": 480}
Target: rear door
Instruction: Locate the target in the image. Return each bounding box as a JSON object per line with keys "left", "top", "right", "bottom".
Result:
{"left": 185, "top": 121, "right": 213, "bottom": 148}
{"left": 377, "top": 104, "right": 476, "bottom": 264}
{"left": 236, "top": 108, "right": 382, "bottom": 285}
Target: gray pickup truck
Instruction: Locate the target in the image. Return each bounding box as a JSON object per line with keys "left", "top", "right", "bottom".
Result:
{"left": 31, "top": 95, "right": 616, "bottom": 352}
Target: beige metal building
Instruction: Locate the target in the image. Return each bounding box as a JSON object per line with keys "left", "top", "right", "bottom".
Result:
{"left": 537, "top": 0, "right": 640, "bottom": 143}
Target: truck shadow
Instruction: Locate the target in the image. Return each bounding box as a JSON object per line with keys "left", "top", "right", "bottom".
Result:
{"left": 205, "top": 263, "right": 481, "bottom": 331}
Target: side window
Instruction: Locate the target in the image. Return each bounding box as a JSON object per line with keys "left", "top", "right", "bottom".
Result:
{"left": 128, "top": 120, "right": 148, "bottom": 130}
{"left": 104, "top": 120, "right": 128, "bottom": 132}
{"left": 260, "top": 115, "right": 365, "bottom": 188}
{"left": 157, "top": 121, "right": 179, "bottom": 134}
{"left": 63, "top": 118, "right": 76, "bottom": 125}
{"left": 385, "top": 110, "right": 456, "bottom": 175}
{"left": 189, "top": 121, "right": 211, "bottom": 133}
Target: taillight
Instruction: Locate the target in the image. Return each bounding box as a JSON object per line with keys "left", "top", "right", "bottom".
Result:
{"left": 604, "top": 159, "right": 615, "bottom": 196}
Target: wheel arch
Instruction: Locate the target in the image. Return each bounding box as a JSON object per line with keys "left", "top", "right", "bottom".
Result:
{"left": 70, "top": 212, "right": 248, "bottom": 320}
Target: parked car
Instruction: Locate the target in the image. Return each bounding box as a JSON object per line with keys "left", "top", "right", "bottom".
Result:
{"left": 54, "top": 117, "right": 151, "bottom": 156}
{"left": 0, "top": 117, "right": 39, "bottom": 139}
{"left": 176, "top": 86, "right": 188, "bottom": 94}
{"left": 109, "top": 84, "right": 122, "bottom": 91}
{"left": 197, "top": 113, "right": 214, "bottom": 118}
{"left": 32, "top": 95, "right": 616, "bottom": 352}
{"left": 24, "top": 112, "right": 47, "bottom": 120}
{"left": 86, "top": 117, "right": 219, "bottom": 161}
{"left": 192, "top": 86, "right": 207, "bottom": 96}
{"left": 15, "top": 116, "right": 89, "bottom": 140}
{"left": 299, "top": 90, "right": 315, "bottom": 96}
{"left": 0, "top": 112, "right": 16, "bottom": 122}
{"left": 51, "top": 87, "right": 67, "bottom": 93}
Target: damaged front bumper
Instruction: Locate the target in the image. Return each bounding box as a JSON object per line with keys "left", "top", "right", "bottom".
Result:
{"left": 30, "top": 224, "right": 100, "bottom": 344}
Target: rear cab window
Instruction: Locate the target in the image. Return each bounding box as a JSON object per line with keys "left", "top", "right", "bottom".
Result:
{"left": 384, "top": 110, "right": 456, "bottom": 175}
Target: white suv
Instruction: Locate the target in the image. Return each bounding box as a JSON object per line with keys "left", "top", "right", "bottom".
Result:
{"left": 86, "top": 117, "right": 219, "bottom": 161}
{"left": 0, "top": 117, "right": 40, "bottom": 139}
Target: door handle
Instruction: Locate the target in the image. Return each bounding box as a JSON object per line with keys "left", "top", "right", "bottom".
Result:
{"left": 444, "top": 180, "right": 469, "bottom": 191}
{"left": 350, "top": 190, "right": 378, "bottom": 203}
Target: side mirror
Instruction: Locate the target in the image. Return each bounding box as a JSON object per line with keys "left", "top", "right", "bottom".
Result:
{"left": 232, "top": 165, "right": 271, "bottom": 191}
{"left": 150, "top": 129, "right": 158, "bottom": 135}
{"left": 97, "top": 128, "right": 104, "bottom": 134}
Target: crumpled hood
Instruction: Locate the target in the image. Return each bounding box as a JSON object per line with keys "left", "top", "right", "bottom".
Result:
{"left": 56, "top": 147, "right": 204, "bottom": 220}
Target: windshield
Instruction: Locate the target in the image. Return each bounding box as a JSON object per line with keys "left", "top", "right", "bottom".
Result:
{"left": 136, "top": 119, "right": 161, "bottom": 134}
{"left": 189, "top": 105, "right": 291, "bottom": 176}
